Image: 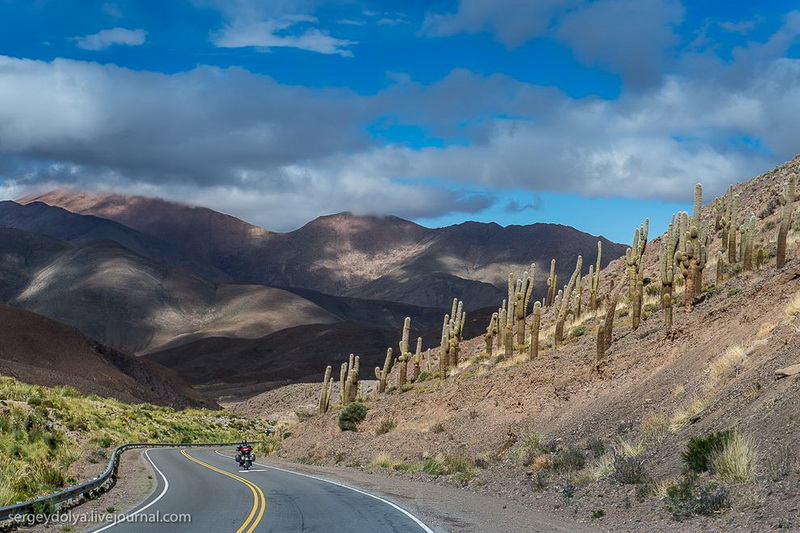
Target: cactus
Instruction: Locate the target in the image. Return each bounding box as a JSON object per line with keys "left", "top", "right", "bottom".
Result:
{"left": 412, "top": 337, "right": 423, "bottom": 381}
{"left": 546, "top": 259, "right": 557, "bottom": 306}
{"left": 715, "top": 251, "right": 724, "bottom": 286}
{"left": 603, "top": 289, "right": 619, "bottom": 351}
{"left": 590, "top": 241, "right": 602, "bottom": 311}
{"left": 625, "top": 219, "right": 649, "bottom": 308}
{"left": 374, "top": 348, "right": 393, "bottom": 393}
{"left": 741, "top": 211, "right": 756, "bottom": 271}
{"left": 632, "top": 279, "right": 644, "bottom": 329}
{"left": 777, "top": 175, "right": 796, "bottom": 268}
{"left": 318, "top": 365, "right": 334, "bottom": 414}
{"left": 728, "top": 192, "right": 739, "bottom": 263}
{"left": 554, "top": 255, "right": 582, "bottom": 347}
{"left": 396, "top": 317, "right": 412, "bottom": 387}
{"left": 528, "top": 302, "right": 541, "bottom": 360}
{"left": 439, "top": 314, "right": 450, "bottom": 379}
{"left": 596, "top": 319, "right": 606, "bottom": 364}
{"left": 720, "top": 185, "right": 733, "bottom": 253}
{"left": 484, "top": 312, "right": 498, "bottom": 356}
{"left": 675, "top": 209, "right": 707, "bottom": 312}
{"left": 497, "top": 302, "right": 506, "bottom": 353}
{"left": 660, "top": 215, "right": 679, "bottom": 331}
{"left": 340, "top": 354, "right": 359, "bottom": 405}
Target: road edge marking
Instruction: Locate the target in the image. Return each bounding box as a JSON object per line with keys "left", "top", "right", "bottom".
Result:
{"left": 91, "top": 449, "right": 170, "bottom": 532}
{"left": 215, "top": 450, "right": 435, "bottom": 533}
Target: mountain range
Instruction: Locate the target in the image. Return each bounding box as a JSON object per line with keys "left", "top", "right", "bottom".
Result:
{"left": 0, "top": 190, "right": 626, "bottom": 397}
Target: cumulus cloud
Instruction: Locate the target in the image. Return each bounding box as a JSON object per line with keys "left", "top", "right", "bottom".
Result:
{"left": 73, "top": 27, "right": 147, "bottom": 51}
{"left": 2, "top": 12, "right": 800, "bottom": 230}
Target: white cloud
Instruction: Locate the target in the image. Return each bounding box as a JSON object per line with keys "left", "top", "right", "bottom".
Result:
{"left": 73, "top": 27, "right": 147, "bottom": 51}
{"left": 212, "top": 18, "right": 356, "bottom": 56}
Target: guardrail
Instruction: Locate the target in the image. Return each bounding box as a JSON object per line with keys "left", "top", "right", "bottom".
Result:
{"left": 0, "top": 441, "right": 252, "bottom": 525}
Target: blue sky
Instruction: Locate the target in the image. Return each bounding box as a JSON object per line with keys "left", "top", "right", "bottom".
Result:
{"left": 0, "top": 1, "right": 799, "bottom": 242}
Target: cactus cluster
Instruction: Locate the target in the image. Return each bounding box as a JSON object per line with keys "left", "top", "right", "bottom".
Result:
{"left": 439, "top": 299, "right": 466, "bottom": 378}
{"left": 340, "top": 354, "right": 360, "bottom": 405}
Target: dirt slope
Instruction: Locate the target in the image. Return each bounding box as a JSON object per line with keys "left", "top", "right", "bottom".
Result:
{"left": 0, "top": 303, "right": 213, "bottom": 408}
{"left": 237, "top": 156, "right": 800, "bottom": 532}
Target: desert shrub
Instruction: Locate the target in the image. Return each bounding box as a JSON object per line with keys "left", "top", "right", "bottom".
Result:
{"left": 549, "top": 448, "right": 586, "bottom": 473}
{"left": 612, "top": 455, "right": 651, "bottom": 485}
{"left": 370, "top": 452, "right": 401, "bottom": 470}
{"left": 295, "top": 410, "right": 315, "bottom": 422}
{"left": 337, "top": 402, "right": 368, "bottom": 432}
{"left": 585, "top": 438, "right": 606, "bottom": 458}
{"left": 528, "top": 470, "right": 549, "bottom": 491}
{"left": 400, "top": 383, "right": 414, "bottom": 392}
{"left": 642, "top": 414, "right": 670, "bottom": 444}
{"left": 726, "top": 287, "right": 741, "bottom": 297}
{"left": 711, "top": 430, "right": 758, "bottom": 483}
{"left": 645, "top": 283, "right": 662, "bottom": 296}
{"left": 666, "top": 475, "right": 731, "bottom": 520}
{"left": 257, "top": 437, "right": 281, "bottom": 456}
{"left": 571, "top": 325, "right": 589, "bottom": 337}
{"left": 375, "top": 417, "right": 397, "bottom": 435}
{"left": 416, "top": 371, "right": 434, "bottom": 382}
{"left": 430, "top": 422, "right": 445, "bottom": 433}
{"left": 765, "top": 446, "right": 796, "bottom": 481}
{"left": 682, "top": 431, "right": 732, "bottom": 473}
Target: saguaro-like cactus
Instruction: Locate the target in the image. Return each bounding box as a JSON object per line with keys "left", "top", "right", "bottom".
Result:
{"left": 603, "top": 289, "right": 619, "bottom": 351}
{"left": 590, "top": 241, "right": 602, "bottom": 312}
{"left": 741, "top": 211, "right": 756, "bottom": 271}
{"left": 777, "top": 175, "right": 796, "bottom": 268}
{"left": 546, "top": 259, "right": 557, "bottom": 306}
{"left": 554, "top": 255, "right": 582, "bottom": 347}
{"left": 397, "top": 317, "right": 412, "bottom": 387}
{"left": 660, "top": 215, "right": 679, "bottom": 332}
{"left": 340, "top": 354, "right": 360, "bottom": 405}
{"left": 412, "top": 337, "right": 423, "bottom": 381}
{"left": 484, "top": 312, "right": 498, "bottom": 356}
{"left": 374, "top": 348, "right": 393, "bottom": 393}
{"left": 528, "top": 302, "right": 541, "bottom": 360}
{"left": 596, "top": 319, "right": 606, "bottom": 365}
{"left": 318, "top": 365, "right": 334, "bottom": 413}
{"left": 715, "top": 251, "right": 724, "bottom": 286}
{"left": 626, "top": 219, "right": 649, "bottom": 307}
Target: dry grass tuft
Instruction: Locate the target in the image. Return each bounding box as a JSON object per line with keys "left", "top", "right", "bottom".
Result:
{"left": 642, "top": 414, "right": 670, "bottom": 444}
{"left": 756, "top": 321, "right": 777, "bottom": 339}
{"left": 670, "top": 395, "right": 713, "bottom": 432}
{"left": 370, "top": 452, "right": 402, "bottom": 470}
{"left": 711, "top": 429, "right": 759, "bottom": 483}
{"left": 709, "top": 345, "right": 748, "bottom": 382}
{"left": 614, "top": 436, "right": 644, "bottom": 458}
{"left": 783, "top": 292, "right": 800, "bottom": 319}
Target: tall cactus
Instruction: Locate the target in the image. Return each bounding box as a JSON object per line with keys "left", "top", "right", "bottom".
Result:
{"left": 484, "top": 312, "right": 498, "bottom": 356}
{"left": 374, "top": 348, "right": 393, "bottom": 393}
{"left": 340, "top": 354, "right": 360, "bottom": 405}
{"left": 554, "top": 255, "right": 582, "bottom": 347}
{"left": 603, "top": 289, "right": 619, "bottom": 351}
{"left": 626, "top": 219, "right": 649, "bottom": 307}
{"left": 439, "top": 314, "right": 450, "bottom": 379}
{"left": 777, "top": 175, "right": 796, "bottom": 268}
{"left": 528, "top": 302, "right": 541, "bottom": 360}
{"left": 546, "top": 259, "right": 557, "bottom": 306}
{"left": 318, "top": 365, "right": 334, "bottom": 414}
{"left": 728, "top": 190, "right": 739, "bottom": 263}
{"left": 397, "top": 317, "right": 412, "bottom": 387}
{"left": 590, "top": 241, "right": 602, "bottom": 312}
{"left": 660, "top": 215, "right": 679, "bottom": 332}
{"left": 412, "top": 337, "right": 423, "bottom": 381}
{"left": 720, "top": 185, "right": 733, "bottom": 253}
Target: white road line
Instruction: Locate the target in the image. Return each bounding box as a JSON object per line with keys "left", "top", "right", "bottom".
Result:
{"left": 92, "top": 449, "right": 170, "bottom": 532}
{"left": 214, "top": 450, "right": 435, "bottom": 533}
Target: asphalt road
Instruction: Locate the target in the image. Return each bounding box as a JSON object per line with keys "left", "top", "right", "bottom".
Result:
{"left": 90, "top": 448, "right": 433, "bottom": 533}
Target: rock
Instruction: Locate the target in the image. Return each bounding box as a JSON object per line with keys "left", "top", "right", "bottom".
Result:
{"left": 775, "top": 363, "right": 800, "bottom": 378}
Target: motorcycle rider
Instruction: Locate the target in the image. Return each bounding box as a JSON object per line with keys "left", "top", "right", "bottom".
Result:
{"left": 235, "top": 439, "right": 253, "bottom": 466}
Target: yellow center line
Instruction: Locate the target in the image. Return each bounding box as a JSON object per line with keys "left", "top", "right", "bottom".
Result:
{"left": 181, "top": 449, "right": 266, "bottom": 533}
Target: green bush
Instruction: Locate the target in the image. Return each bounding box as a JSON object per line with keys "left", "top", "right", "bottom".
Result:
{"left": 682, "top": 431, "right": 731, "bottom": 473}
{"left": 338, "top": 402, "right": 368, "bottom": 431}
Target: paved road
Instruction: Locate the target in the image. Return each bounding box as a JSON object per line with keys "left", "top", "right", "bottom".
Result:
{"left": 90, "top": 448, "right": 433, "bottom": 533}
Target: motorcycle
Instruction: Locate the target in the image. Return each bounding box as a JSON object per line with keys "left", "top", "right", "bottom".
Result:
{"left": 235, "top": 447, "right": 254, "bottom": 470}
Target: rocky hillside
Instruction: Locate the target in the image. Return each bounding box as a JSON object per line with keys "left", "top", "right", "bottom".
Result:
{"left": 21, "top": 192, "right": 626, "bottom": 309}
{"left": 0, "top": 303, "right": 213, "bottom": 408}
{"left": 234, "top": 156, "right": 800, "bottom": 532}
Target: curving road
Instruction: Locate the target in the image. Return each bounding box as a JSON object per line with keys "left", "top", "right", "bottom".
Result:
{"left": 90, "top": 448, "right": 433, "bottom": 533}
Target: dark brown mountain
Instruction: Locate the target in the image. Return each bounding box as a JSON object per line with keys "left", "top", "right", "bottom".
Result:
{"left": 21, "top": 192, "right": 627, "bottom": 309}
{"left": 0, "top": 200, "right": 228, "bottom": 281}
{"left": 0, "top": 302, "right": 214, "bottom": 408}
{"left": 0, "top": 228, "right": 338, "bottom": 354}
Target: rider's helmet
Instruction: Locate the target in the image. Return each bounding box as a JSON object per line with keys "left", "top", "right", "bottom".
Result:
{"left": 242, "top": 439, "right": 247, "bottom": 445}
